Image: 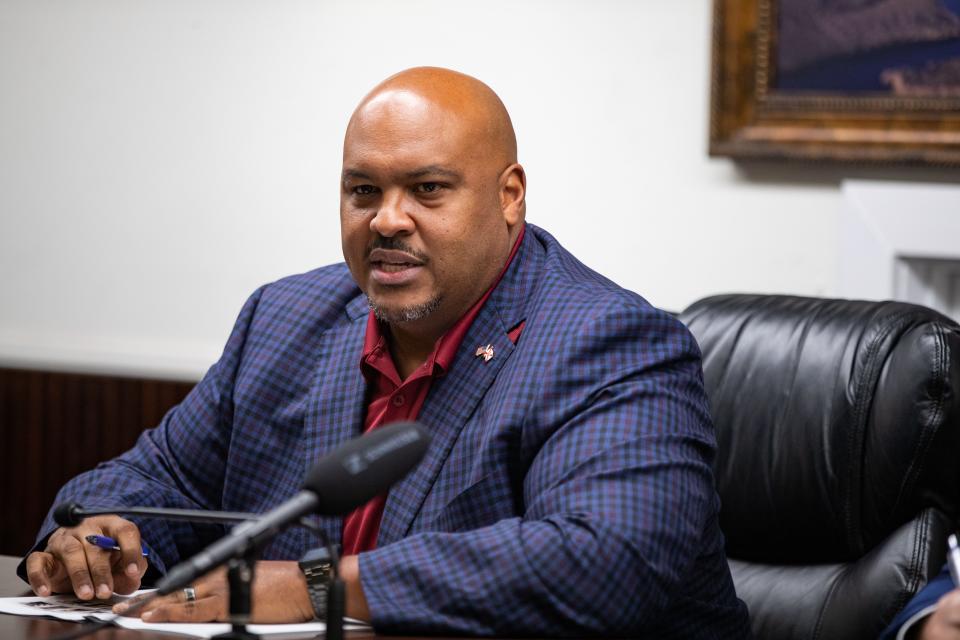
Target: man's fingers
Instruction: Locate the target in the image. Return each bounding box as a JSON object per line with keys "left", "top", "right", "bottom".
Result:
{"left": 52, "top": 536, "right": 95, "bottom": 599}
{"left": 112, "top": 591, "right": 150, "bottom": 615}
{"left": 139, "top": 596, "right": 223, "bottom": 623}
{"left": 114, "top": 584, "right": 204, "bottom": 616}
{"left": 25, "top": 552, "right": 56, "bottom": 597}
{"left": 108, "top": 525, "right": 147, "bottom": 595}
{"left": 117, "top": 580, "right": 224, "bottom": 623}
{"left": 937, "top": 590, "right": 960, "bottom": 627}
{"left": 109, "top": 562, "right": 145, "bottom": 596}
{"left": 39, "top": 519, "right": 146, "bottom": 600}
{"left": 110, "top": 553, "right": 147, "bottom": 596}
{"left": 81, "top": 538, "right": 116, "bottom": 599}
{"left": 110, "top": 520, "right": 144, "bottom": 580}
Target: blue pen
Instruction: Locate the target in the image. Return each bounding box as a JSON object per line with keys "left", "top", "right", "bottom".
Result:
{"left": 85, "top": 534, "right": 149, "bottom": 557}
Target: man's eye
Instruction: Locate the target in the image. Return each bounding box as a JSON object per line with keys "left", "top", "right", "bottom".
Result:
{"left": 414, "top": 183, "right": 443, "bottom": 194}
{"left": 352, "top": 185, "right": 378, "bottom": 196}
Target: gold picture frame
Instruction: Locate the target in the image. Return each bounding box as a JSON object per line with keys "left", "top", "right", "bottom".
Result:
{"left": 709, "top": 0, "right": 960, "bottom": 166}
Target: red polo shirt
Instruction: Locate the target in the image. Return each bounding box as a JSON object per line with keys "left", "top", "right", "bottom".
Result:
{"left": 342, "top": 227, "right": 526, "bottom": 555}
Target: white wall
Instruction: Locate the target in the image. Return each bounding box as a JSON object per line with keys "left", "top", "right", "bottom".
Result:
{"left": 0, "top": 0, "right": 944, "bottom": 380}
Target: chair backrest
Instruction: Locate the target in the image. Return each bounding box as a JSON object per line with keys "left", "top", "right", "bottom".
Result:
{"left": 680, "top": 294, "right": 960, "bottom": 639}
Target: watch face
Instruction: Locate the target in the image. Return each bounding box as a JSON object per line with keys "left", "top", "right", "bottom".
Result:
{"left": 301, "top": 547, "right": 332, "bottom": 565}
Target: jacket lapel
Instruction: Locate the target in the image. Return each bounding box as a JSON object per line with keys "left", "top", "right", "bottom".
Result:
{"left": 376, "top": 226, "right": 543, "bottom": 545}
{"left": 302, "top": 294, "right": 369, "bottom": 548}
{"left": 376, "top": 302, "right": 516, "bottom": 545}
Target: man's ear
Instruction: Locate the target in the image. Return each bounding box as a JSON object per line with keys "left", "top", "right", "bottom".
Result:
{"left": 499, "top": 163, "right": 526, "bottom": 228}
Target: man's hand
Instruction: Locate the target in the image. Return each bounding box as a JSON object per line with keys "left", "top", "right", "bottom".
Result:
{"left": 25, "top": 515, "right": 148, "bottom": 600}
{"left": 113, "top": 561, "right": 315, "bottom": 623}
{"left": 918, "top": 591, "right": 960, "bottom": 639}
{"left": 113, "top": 557, "right": 372, "bottom": 624}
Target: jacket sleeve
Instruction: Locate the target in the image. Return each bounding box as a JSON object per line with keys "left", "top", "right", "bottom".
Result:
{"left": 880, "top": 565, "right": 953, "bottom": 640}
{"left": 18, "top": 287, "right": 264, "bottom": 580}
{"left": 358, "top": 304, "right": 723, "bottom": 636}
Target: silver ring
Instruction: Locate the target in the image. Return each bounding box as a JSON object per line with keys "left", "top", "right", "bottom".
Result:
{"left": 182, "top": 587, "right": 197, "bottom": 602}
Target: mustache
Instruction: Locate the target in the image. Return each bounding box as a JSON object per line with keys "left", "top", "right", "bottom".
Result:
{"left": 366, "top": 236, "right": 429, "bottom": 263}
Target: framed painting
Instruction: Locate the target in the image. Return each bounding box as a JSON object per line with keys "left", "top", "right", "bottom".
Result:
{"left": 709, "top": 0, "right": 960, "bottom": 166}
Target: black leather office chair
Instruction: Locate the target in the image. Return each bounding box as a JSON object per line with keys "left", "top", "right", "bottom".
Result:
{"left": 680, "top": 295, "right": 960, "bottom": 640}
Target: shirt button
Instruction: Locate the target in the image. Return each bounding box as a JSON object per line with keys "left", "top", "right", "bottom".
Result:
{"left": 392, "top": 394, "right": 405, "bottom": 407}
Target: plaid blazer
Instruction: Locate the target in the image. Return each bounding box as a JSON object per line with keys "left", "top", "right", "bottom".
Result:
{"left": 26, "top": 224, "right": 749, "bottom": 637}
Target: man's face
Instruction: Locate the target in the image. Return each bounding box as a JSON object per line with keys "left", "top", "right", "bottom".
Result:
{"left": 340, "top": 89, "right": 515, "bottom": 336}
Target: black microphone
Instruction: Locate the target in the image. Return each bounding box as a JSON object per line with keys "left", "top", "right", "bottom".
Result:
{"left": 53, "top": 503, "right": 263, "bottom": 529}
{"left": 154, "top": 420, "right": 429, "bottom": 595}
{"left": 53, "top": 502, "right": 85, "bottom": 528}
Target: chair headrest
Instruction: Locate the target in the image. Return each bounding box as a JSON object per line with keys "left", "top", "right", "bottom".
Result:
{"left": 680, "top": 295, "right": 960, "bottom": 562}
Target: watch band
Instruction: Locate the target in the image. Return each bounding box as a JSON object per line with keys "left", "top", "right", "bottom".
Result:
{"left": 299, "top": 547, "right": 337, "bottom": 621}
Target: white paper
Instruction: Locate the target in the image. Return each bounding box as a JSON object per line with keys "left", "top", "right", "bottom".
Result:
{"left": 0, "top": 590, "right": 369, "bottom": 638}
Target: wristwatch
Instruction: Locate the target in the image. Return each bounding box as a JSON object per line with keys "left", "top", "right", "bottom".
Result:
{"left": 298, "top": 546, "right": 338, "bottom": 621}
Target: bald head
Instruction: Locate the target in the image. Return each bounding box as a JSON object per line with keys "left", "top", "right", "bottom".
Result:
{"left": 346, "top": 67, "right": 517, "bottom": 170}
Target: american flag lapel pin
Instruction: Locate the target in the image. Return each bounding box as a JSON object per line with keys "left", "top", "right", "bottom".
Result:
{"left": 475, "top": 344, "right": 495, "bottom": 362}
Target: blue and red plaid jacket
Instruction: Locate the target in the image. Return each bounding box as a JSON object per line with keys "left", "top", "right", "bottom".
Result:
{"left": 25, "top": 224, "right": 749, "bottom": 637}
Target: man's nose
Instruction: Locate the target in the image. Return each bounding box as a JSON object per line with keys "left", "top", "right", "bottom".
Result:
{"left": 370, "top": 191, "right": 414, "bottom": 237}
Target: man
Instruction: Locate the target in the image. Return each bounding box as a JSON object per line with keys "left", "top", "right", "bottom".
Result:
{"left": 882, "top": 566, "right": 960, "bottom": 639}
{"left": 20, "top": 67, "right": 750, "bottom": 637}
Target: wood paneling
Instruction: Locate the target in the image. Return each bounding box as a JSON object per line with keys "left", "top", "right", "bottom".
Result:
{"left": 0, "top": 368, "right": 194, "bottom": 557}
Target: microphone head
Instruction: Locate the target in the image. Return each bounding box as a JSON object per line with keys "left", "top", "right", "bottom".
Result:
{"left": 304, "top": 421, "right": 430, "bottom": 515}
{"left": 53, "top": 502, "right": 84, "bottom": 528}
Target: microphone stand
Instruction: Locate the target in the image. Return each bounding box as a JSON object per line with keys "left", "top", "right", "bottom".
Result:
{"left": 323, "top": 537, "right": 345, "bottom": 640}
{"left": 204, "top": 528, "right": 343, "bottom": 640}
{"left": 220, "top": 548, "right": 258, "bottom": 640}
{"left": 209, "top": 531, "right": 345, "bottom": 640}
{"left": 57, "top": 504, "right": 343, "bottom": 640}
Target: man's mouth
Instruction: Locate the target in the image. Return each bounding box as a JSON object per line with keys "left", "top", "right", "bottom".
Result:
{"left": 376, "top": 263, "right": 415, "bottom": 273}
{"left": 368, "top": 248, "right": 426, "bottom": 266}
{"left": 368, "top": 248, "right": 426, "bottom": 285}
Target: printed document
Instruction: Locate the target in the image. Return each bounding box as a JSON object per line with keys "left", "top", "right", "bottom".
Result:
{"left": 0, "top": 590, "right": 369, "bottom": 637}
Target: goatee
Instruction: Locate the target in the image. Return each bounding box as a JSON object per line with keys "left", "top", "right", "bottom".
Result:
{"left": 367, "top": 295, "right": 442, "bottom": 324}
